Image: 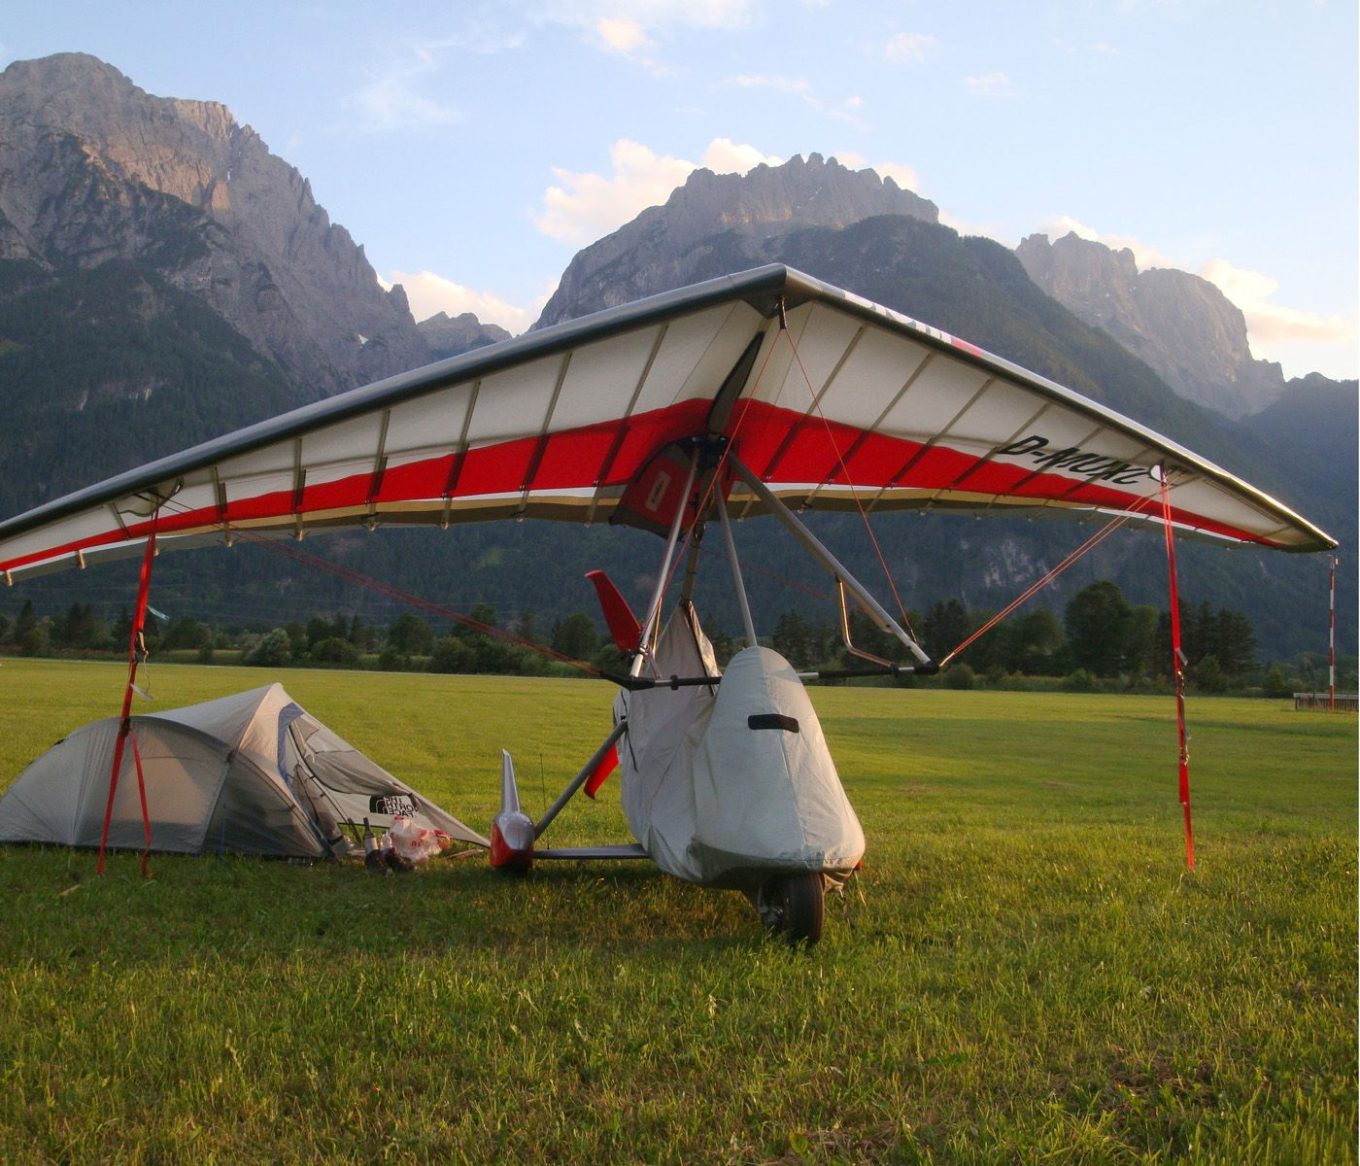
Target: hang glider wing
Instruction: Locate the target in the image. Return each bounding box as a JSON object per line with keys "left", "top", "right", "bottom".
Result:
{"left": 0, "top": 265, "right": 1335, "bottom": 582}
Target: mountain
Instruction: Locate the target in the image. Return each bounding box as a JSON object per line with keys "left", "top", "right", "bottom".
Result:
{"left": 1015, "top": 232, "right": 1285, "bottom": 419}
{"left": 537, "top": 153, "right": 938, "bottom": 327}
{"left": 0, "top": 54, "right": 429, "bottom": 404}
{"left": 418, "top": 311, "right": 512, "bottom": 362}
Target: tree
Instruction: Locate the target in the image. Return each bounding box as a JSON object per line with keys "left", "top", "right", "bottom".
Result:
{"left": 1064, "top": 581, "right": 1133, "bottom": 677}
{"left": 244, "top": 628, "right": 292, "bottom": 667}
{"left": 773, "top": 611, "right": 818, "bottom": 669}
{"left": 1209, "top": 608, "right": 1257, "bottom": 677}
{"left": 1160, "top": 601, "right": 1257, "bottom": 679}
{"left": 52, "top": 603, "right": 109, "bottom": 650}
{"left": 386, "top": 612, "right": 434, "bottom": 658}
{"left": 162, "top": 616, "right": 211, "bottom": 651}
{"left": 430, "top": 634, "right": 476, "bottom": 673}
{"left": 13, "top": 600, "right": 36, "bottom": 644}
{"left": 305, "top": 616, "right": 334, "bottom": 651}
{"left": 550, "top": 611, "right": 599, "bottom": 660}
{"left": 922, "top": 600, "right": 970, "bottom": 661}
{"left": 1007, "top": 608, "right": 1065, "bottom": 675}
{"left": 1193, "top": 654, "right": 1228, "bottom": 694}
{"left": 1125, "top": 605, "right": 1160, "bottom": 678}
{"left": 311, "top": 637, "right": 360, "bottom": 667}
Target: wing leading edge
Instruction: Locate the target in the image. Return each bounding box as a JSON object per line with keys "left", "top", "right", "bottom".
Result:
{"left": 0, "top": 265, "right": 1335, "bottom": 582}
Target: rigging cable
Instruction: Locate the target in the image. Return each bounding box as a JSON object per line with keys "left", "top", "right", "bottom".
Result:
{"left": 156, "top": 496, "right": 610, "bottom": 679}
{"left": 937, "top": 498, "right": 1158, "bottom": 668}
{"left": 780, "top": 317, "right": 918, "bottom": 639}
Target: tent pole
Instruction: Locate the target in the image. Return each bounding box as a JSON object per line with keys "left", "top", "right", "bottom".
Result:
{"left": 97, "top": 526, "right": 158, "bottom": 875}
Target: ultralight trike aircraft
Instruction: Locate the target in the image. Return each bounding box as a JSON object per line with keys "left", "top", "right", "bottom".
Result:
{"left": 0, "top": 266, "right": 1336, "bottom": 943}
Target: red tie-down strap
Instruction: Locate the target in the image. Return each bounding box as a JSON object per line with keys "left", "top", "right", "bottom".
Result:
{"left": 1159, "top": 469, "right": 1195, "bottom": 872}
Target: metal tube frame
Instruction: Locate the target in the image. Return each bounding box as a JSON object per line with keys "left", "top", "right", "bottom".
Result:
{"left": 534, "top": 719, "right": 630, "bottom": 838}
{"left": 716, "top": 490, "right": 758, "bottom": 648}
{"left": 631, "top": 448, "right": 701, "bottom": 678}
{"left": 727, "top": 454, "right": 933, "bottom": 667}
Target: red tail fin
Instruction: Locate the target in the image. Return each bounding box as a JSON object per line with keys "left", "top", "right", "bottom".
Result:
{"left": 586, "top": 569, "right": 642, "bottom": 652}
{"left": 584, "top": 741, "right": 619, "bottom": 799}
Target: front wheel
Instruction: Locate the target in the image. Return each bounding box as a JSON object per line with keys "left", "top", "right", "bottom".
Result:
{"left": 756, "top": 872, "right": 824, "bottom": 946}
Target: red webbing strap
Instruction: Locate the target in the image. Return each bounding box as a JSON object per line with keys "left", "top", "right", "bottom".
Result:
{"left": 96, "top": 528, "right": 158, "bottom": 875}
{"left": 1159, "top": 471, "right": 1195, "bottom": 872}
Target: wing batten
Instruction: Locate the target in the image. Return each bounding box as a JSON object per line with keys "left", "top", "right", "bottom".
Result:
{"left": 587, "top": 322, "right": 671, "bottom": 522}
{"left": 947, "top": 400, "right": 1056, "bottom": 497}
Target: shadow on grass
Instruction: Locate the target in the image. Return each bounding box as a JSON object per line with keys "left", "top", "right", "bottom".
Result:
{"left": 0, "top": 844, "right": 775, "bottom": 966}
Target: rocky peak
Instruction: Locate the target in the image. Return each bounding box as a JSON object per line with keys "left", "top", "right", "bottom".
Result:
{"left": 537, "top": 153, "right": 938, "bottom": 327}
{"left": 658, "top": 152, "right": 938, "bottom": 245}
{"left": 1015, "top": 231, "right": 1285, "bottom": 419}
{"left": 0, "top": 52, "right": 427, "bottom": 395}
{"left": 417, "top": 311, "right": 513, "bottom": 361}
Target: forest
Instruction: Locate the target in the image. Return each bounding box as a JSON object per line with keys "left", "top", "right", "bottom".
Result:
{"left": 2, "top": 579, "right": 1349, "bottom": 699}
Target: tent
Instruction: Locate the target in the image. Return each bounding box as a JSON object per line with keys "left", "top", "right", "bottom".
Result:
{"left": 0, "top": 683, "right": 488, "bottom": 858}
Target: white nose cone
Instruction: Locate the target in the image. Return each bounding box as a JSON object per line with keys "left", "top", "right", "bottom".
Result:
{"left": 686, "top": 646, "right": 864, "bottom": 888}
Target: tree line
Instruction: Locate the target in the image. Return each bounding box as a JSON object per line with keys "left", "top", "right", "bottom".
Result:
{"left": 2, "top": 580, "right": 1348, "bottom": 696}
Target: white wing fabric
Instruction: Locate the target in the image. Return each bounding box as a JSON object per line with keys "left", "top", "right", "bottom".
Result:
{"left": 0, "top": 265, "right": 1334, "bottom": 581}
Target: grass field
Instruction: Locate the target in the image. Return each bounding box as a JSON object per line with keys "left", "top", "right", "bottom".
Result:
{"left": 0, "top": 658, "right": 1353, "bottom": 1164}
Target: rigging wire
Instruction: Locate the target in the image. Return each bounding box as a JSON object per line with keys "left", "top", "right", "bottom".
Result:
{"left": 779, "top": 316, "right": 918, "bottom": 639}
{"left": 154, "top": 496, "right": 609, "bottom": 678}
{"left": 939, "top": 510, "right": 1134, "bottom": 667}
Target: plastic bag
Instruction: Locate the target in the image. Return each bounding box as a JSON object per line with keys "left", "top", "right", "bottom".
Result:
{"left": 386, "top": 816, "right": 452, "bottom": 864}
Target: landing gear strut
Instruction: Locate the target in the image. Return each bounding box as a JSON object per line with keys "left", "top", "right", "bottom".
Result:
{"left": 756, "top": 871, "right": 824, "bottom": 946}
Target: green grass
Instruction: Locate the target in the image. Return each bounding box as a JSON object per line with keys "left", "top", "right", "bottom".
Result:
{"left": 0, "top": 659, "right": 1354, "bottom": 1164}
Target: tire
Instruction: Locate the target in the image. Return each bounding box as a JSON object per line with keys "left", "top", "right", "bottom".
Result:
{"left": 756, "top": 872, "right": 825, "bottom": 946}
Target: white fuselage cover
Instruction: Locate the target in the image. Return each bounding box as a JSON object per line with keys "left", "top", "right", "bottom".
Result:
{"left": 616, "top": 610, "right": 865, "bottom": 889}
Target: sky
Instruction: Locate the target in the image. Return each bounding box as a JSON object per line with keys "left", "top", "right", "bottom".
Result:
{"left": 4, "top": 1, "right": 1357, "bottom": 380}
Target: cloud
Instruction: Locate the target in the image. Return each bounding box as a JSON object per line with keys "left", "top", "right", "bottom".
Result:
{"left": 725, "top": 72, "right": 866, "bottom": 127}
{"left": 729, "top": 72, "right": 813, "bottom": 98}
{"left": 342, "top": 48, "right": 462, "bottom": 133}
{"left": 534, "top": 137, "right": 783, "bottom": 245}
{"left": 884, "top": 32, "right": 937, "bottom": 63}
{"left": 593, "top": 16, "right": 653, "bottom": 54}
{"left": 875, "top": 161, "right": 922, "bottom": 193}
{"left": 964, "top": 71, "right": 1013, "bottom": 97}
{"left": 537, "top": 0, "right": 758, "bottom": 60}
{"left": 387, "top": 270, "right": 549, "bottom": 334}
{"left": 1200, "top": 259, "right": 1355, "bottom": 351}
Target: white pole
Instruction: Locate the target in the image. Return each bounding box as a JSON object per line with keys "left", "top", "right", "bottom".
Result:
{"left": 716, "top": 493, "right": 758, "bottom": 648}
{"left": 630, "top": 450, "right": 700, "bottom": 678}
{"left": 1329, "top": 555, "right": 1337, "bottom": 712}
